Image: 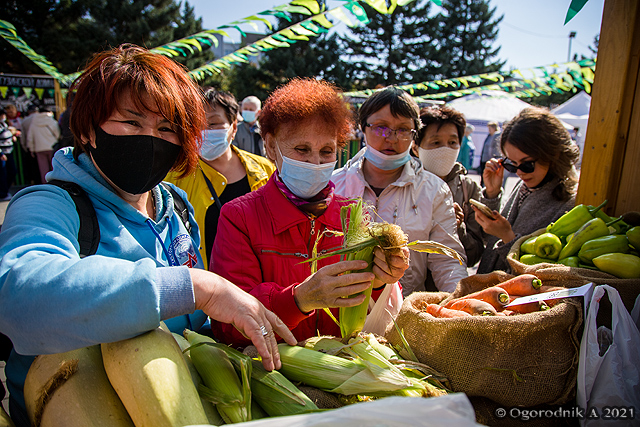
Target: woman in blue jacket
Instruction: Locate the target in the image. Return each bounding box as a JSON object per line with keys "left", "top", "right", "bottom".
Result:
{"left": 0, "top": 44, "right": 294, "bottom": 426}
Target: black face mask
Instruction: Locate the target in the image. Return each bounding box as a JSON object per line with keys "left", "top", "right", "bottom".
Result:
{"left": 88, "top": 126, "right": 181, "bottom": 194}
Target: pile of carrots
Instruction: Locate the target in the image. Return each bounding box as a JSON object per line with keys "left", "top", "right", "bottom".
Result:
{"left": 419, "top": 274, "right": 566, "bottom": 318}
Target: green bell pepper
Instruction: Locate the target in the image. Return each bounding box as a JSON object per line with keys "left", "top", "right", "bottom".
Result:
{"left": 592, "top": 253, "right": 640, "bottom": 279}
{"left": 627, "top": 226, "right": 640, "bottom": 251}
{"left": 519, "top": 254, "right": 556, "bottom": 265}
{"left": 520, "top": 235, "right": 537, "bottom": 255}
{"left": 557, "top": 256, "right": 580, "bottom": 267}
{"left": 577, "top": 234, "right": 631, "bottom": 264}
{"left": 533, "top": 232, "right": 563, "bottom": 260}
{"left": 593, "top": 210, "right": 629, "bottom": 234}
{"left": 546, "top": 200, "right": 608, "bottom": 237}
{"left": 557, "top": 216, "right": 623, "bottom": 260}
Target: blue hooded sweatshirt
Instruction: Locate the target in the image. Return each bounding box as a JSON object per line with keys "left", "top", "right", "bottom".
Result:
{"left": 0, "top": 147, "right": 208, "bottom": 412}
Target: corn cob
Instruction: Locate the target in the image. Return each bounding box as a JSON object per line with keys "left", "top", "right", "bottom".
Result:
{"left": 183, "top": 330, "right": 319, "bottom": 418}
{"left": 101, "top": 327, "right": 208, "bottom": 427}
{"left": 250, "top": 359, "right": 319, "bottom": 417}
{"left": 183, "top": 329, "right": 251, "bottom": 424}
{"left": 337, "top": 200, "right": 408, "bottom": 340}
{"left": 171, "top": 332, "right": 224, "bottom": 426}
{"left": 277, "top": 343, "right": 415, "bottom": 396}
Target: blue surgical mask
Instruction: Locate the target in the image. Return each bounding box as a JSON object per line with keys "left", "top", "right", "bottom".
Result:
{"left": 242, "top": 110, "right": 257, "bottom": 123}
{"left": 363, "top": 143, "right": 412, "bottom": 170}
{"left": 276, "top": 142, "right": 336, "bottom": 199}
{"left": 200, "top": 128, "right": 231, "bottom": 161}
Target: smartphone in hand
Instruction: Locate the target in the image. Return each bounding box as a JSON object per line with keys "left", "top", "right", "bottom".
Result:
{"left": 469, "top": 199, "right": 497, "bottom": 220}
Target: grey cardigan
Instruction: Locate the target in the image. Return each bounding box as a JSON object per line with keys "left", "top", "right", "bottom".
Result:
{"left": 477, "top": 178, "right": 575, "bottom": 274}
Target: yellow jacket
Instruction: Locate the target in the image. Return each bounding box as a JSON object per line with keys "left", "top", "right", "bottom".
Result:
{"left": 166, "top": 145, "right": 275, "bottom": 268}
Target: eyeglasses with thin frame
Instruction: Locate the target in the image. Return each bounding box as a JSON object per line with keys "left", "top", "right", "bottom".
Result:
{"left": 500, "top": 158, "right": 536, "bottom": 174}
{"left": 366, "top": 124, "right": 416, "bottom": 142}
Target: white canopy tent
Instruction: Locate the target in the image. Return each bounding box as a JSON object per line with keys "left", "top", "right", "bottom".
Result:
{"left": 551, "top": 91, "right": 591, "bottom": 163}
{"left": 447, "top": 91, "right": 533, "bottom": 169}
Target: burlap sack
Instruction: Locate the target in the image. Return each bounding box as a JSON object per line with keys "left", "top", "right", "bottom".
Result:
{"left": 385, "top": 272, "right": 583, "bottom": 408}
{"left": 507, "top": 229, "right": 640, "bottom": 320}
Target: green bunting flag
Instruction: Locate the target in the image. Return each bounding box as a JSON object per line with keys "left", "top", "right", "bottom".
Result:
{"left": 343, "top": 2, "right": 370, "bottom": 25}
{"left": 343, "top": 59, "right": 596, "bottom": 102}
{"left": 564, "top": 0, "right": 590, "bottom": 24}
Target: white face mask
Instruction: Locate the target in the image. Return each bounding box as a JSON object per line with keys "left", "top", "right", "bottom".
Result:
{"left": 363, "top": 143, "right": 412, "bottom": 171}
{"left": 418, "top": 145, "right": 460, "bottom": 177}
{"left": 200, "top": 128, "right": 231, "bottom": 161}
{"left": 242, "top": 110, "right": 257, "bottom": 123}
{"left": 276, "top": 142, "right": 336, "bottom": 199}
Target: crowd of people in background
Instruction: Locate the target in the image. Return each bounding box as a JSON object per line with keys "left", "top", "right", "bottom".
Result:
{"left": 0, "top": 44, "right": 582, "bottom": 427}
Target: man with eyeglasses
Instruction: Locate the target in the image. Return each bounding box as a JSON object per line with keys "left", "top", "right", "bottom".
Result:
{"left": 332, "top": 87, "right": 468, "bottom": 296}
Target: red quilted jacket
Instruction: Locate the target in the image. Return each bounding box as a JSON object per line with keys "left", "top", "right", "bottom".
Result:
{"left": 209, "top": 174, "right": 385, "bottom": 346}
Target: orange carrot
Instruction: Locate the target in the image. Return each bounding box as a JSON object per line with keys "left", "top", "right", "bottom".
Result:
{"left": 497, "top": 274, "right": 543, "bottom": 296}
{"left": 545, "top": 299, "right": 562, "bottom": 308}
{"left": 507, "top": 297, "right": 550, "bottom": 314}
{"left": 447, "top": 287, "right": 510, "bottom": 311}
{"left": 445, "top": 298, "right": 497, "bottom": 316}
{"left": 423, "top": 303, "right": 472, "bottom": 318}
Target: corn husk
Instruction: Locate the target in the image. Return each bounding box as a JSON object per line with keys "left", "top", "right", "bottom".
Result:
{"left": 305, "top": 198, "right": 463, "bottom": 341}
{"left": 184, "top": 330, "right": 251, "bottom": 424}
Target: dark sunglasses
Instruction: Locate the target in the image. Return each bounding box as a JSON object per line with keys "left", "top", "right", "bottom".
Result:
{"left": 500, "top": 158, "right": 536, "bottom": 174}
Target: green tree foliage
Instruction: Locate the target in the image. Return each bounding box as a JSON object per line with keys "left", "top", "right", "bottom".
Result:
{"left": 339, "top": 1, "right": 439, "bottom": 88}
{"left": 2, "top": 0, "right": 212, "bottom": 75}
{"left": 337, "top": 0, "right": 504, "bottom": 89}
{"left": 431, "top": 0, "right": 504, "bottom": 79}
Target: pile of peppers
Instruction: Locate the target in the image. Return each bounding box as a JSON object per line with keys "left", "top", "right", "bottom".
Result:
{"left": 518, "top": 200, "right": 640, "bottom": 279}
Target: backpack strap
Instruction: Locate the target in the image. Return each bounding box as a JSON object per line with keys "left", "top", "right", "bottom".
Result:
{"left": 48, "top": 180, "right": 100, "bottom": 257}
{"left": 47, "top": 181, "right": 189, "bottom": 256}
{"left": 161, "top": 182, "right": 192, "bottom": 235}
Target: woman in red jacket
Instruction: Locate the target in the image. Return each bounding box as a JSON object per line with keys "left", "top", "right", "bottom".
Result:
{"left": 210, "top": 78, "right": 409, "bottom": 346}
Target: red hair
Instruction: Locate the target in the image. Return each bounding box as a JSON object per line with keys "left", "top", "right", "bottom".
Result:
{"left": 259, "top": 78, "right": 354, "bottom": 147}
{"left": 70, "top": 44, "right": 205, "bottom": 177}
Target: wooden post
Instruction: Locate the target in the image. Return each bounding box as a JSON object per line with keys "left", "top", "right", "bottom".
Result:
{"left": 577, "top": 0, "right": 640, "bottom": 216}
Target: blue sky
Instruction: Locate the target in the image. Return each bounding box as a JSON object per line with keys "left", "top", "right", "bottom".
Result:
{"left": 187, "top": 0, "right": 604, "bottom": 71}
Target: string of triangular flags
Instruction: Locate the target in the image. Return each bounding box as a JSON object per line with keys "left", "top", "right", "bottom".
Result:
{"left": 0, "top": 0, "right": 423, "bottom": 85}
{"left": 1, "top": 0, "right": 591, "bottom": 102}
{"left": 344, "top": 59, "right": 596, "bottom": 103}
{"left": 0, "top": 20, "right": 67, "bottom": 82}
{"left": 187, "top": 0, "right": 419, "bottom": 80}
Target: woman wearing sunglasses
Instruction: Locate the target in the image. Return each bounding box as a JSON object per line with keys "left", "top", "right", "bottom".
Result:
{"left": 473, "top": 107, "right": 580, "bottom": 274}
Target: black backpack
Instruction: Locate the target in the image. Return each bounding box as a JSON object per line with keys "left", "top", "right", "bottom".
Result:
{"left": 49, "top": 180, "right": 192, "bottom": 257}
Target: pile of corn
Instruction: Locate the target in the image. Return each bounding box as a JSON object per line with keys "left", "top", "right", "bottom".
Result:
{"left": 23, "top": 325, "right": 449, "bottom": 426}
{"left": 23, "top": 197, "right": 460, "bottom": 426}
